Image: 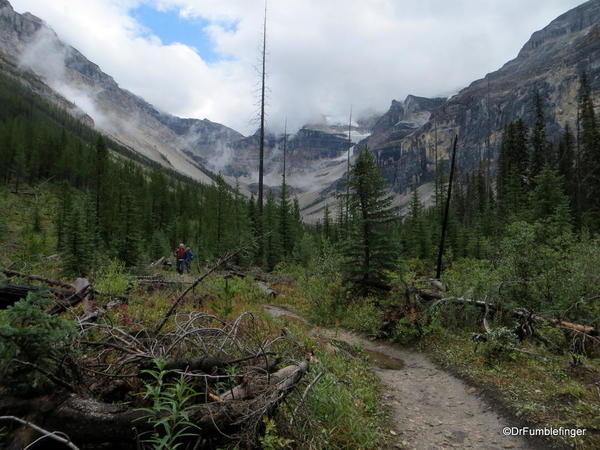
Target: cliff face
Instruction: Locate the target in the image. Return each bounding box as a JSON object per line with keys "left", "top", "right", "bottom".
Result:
{"left": 370, "top": 0, "right": 600, "bottom": 196}
{"left": 0, "top": 0, "right": 242, "bottom": 184}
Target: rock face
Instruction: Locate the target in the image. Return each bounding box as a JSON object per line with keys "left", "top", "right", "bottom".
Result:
{"left": 0, "top": 0, "right": 241, "bottom": 184}
{"left": 368, "top": 0, "right": 600, "bottom": 196}
{"left": 2, "top": 0, "right": 599, "bottom": 217}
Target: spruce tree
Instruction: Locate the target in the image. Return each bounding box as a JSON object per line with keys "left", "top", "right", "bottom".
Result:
{"left": 343, "top": 147, "right": 398, "bottom": 295}
{"left": 62, "top": 196, "right": 93, "bottom": 276}
{"left": 528, "top": 166, "right": 572, "bottom": 236}
{"left": 323, "top": 203, "right": 331, "bottom": 241}
{"left": 497, "top": 120, "right": 529, "bottom": 216}
{"left": 578, "top": 72, "right": 600, "bottom": 226}
{"left": 530, "top": 89, "right": 548, "bottom": 177}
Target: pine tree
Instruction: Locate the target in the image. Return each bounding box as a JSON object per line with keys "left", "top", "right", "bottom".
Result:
{"left": 405, "top": 188, "right": 431, "bottom": 258}
{"left": 62, "top": 196, "right": 93, "bottom": 276}
{"left": 497, "top": 120, "right": 529, "bottom": 216}
{"left": 530, "top": 89, "right": 549, "bottom": 177}
{"left": 343, "top": 147, "right": 398, "bottom": 294}
{"left": 528, "top": 166, "right": 571, "bottom": 236}
{"left": 264, "top": 191, "right": 280, "bottom": 270}
{"left": 578, "top": 72, "right": 600, "bottom": 227}
{"left": 279, "top": 166, "right": 292, "bottom": 257}
{"left": 323, "top": 203, "right": 331, "bottom": 241}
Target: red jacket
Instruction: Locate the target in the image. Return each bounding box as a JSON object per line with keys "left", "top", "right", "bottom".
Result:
{"left": 176, "top": 248, "right": 186, "bottom": 259}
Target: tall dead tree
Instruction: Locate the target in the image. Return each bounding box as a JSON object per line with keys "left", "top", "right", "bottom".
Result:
{"left": 258, "top": 1, "right": 267, "bottom": 216}
{"left": 436, "top": 134, "right": 458, "bottom": 279}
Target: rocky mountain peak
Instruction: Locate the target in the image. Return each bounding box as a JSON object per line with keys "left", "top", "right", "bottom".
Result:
{"left": 517, "top": 0, "right": 600, "bottom": 59}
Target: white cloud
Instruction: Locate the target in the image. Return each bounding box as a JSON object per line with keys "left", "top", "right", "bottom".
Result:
{"left": 10, "top": 0, "right": 587, "bottom": 135}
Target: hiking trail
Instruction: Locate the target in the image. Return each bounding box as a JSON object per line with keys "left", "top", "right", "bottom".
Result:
{"left": 263, "top": 304, "right": 533, "bottom": 450}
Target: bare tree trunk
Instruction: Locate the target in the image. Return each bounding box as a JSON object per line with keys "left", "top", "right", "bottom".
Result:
{"left": 436, "top": 135, "right": 458, "bottom": 279}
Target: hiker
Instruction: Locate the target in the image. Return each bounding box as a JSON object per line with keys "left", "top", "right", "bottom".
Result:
{"left": 185, "top": 246, "right": 194, "bottom": 273}
{"left": 175, "top": 243, "right": 186, "bottom": 275}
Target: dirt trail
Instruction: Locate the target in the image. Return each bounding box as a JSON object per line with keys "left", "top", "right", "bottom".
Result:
{"left": 263, "top": 304, "right": 533, "bottom": 450}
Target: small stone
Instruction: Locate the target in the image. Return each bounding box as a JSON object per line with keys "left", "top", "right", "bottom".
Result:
{"left": 390, "top": 430, "right": 397, "bottom": 436}
{"left": 503, "top": 444, "right": 514, "bottom": 449}
{"left": 467, "top": 387, "right": 477, "bottom": 393}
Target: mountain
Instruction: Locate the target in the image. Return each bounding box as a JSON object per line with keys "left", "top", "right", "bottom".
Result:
{"left": 367, "top": 0, "right": 600, "bottom": 198}
{"left": 0, "top": 0, "right": 241, "bottom": 183}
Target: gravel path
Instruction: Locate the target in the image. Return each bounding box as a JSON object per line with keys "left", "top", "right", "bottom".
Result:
{"left": 263, "top": 304, "right": 533, "bottom": 450}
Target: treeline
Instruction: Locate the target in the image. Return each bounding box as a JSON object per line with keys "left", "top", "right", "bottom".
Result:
{"left": 317, "top": 73, "right": 599, "bottom": 263}
{"left": 0, "top": 70, "right": 303, "bottom": 275}
{"left": 309, "top": 73, "right": 599, "bottom": 326}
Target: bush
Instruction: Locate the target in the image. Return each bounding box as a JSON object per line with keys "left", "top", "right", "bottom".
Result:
{"left": 391, "top": 317, "right": 421, "bottom": 345}
{"left": 0, "top": 291, "right": 75, "bottom": 394}
{"left": 480, "top": 326, "right": 518, "bottom": 364}
{"left": 340, "top": 298, "right": 382, "bottom": 336}
{"left": 95, "top": 259, "right": 132, "bottom": 296}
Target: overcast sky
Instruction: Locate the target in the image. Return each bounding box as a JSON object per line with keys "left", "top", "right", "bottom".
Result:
{"left": 11, "top": 0, "right": 587, "bottom": 135}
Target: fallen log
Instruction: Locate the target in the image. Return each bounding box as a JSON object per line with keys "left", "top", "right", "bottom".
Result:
{"left": 1, "top": 362, "right": 309, "bottom": 447}
{"left": 257, "top": 281, "right": 277, "bottom": 297}
{"left": 2, "top": 269, "right": 73, "bottom": 289}
{"left": 429, "top": 296, "right": 599, "bottom": 338}
{"left": 0, "top": 284, "right": 76, "bottom": 310}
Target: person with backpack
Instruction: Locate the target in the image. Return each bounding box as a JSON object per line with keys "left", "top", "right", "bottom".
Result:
{"left": 175, "top": 243, "right": 186, "bottom": 275}
{"left": 184, "top": 246, "right": 194, "bottom": 273}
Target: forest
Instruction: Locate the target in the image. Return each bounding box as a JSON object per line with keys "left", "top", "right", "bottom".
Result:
{"left": 0, "top": 60, "right": 599, "bottom": 450}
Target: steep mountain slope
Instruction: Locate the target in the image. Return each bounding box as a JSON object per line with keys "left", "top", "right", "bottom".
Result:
{"left": 0, "top": 0, "right": 241, "bottom": 183}
{"left": 368, "top": 0, "right": 600, "bottom": 197}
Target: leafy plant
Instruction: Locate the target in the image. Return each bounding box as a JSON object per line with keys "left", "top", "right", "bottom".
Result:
{"left": 137, "top": 360, "right": 201, "bottom": 449}
{"left": 391, "top": 317, "right": 421, "bottom": 345}
{"left": 480, "top": 326, "right": 518, "bottom": 364}
{"left": 95, "top": 259, "right": 132, "bottom": 296}
{"left": 259, "top": 417, "right": 294, "bottom": 450}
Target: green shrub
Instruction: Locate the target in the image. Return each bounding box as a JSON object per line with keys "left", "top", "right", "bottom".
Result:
{"left": 0, "top": 291, "right": 75, "bottom": 393}
{"left": 391, "top": 317, "right": 421, "bottom": 345}
{"left": 259, "top": 417, "right": 294, "bottom": 450}
{"left": 340, "top": 298, "right": 382, "bottom": 336}
{"left": 480, "top": 326, "right": 518, "bottom": 364}
{"left": 95, "top": 259, "right": 132, "bottom": 295}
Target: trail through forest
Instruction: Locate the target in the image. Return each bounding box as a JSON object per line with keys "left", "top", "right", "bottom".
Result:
{"left": 263, "top": 304, "right": 533, "bottom": 450}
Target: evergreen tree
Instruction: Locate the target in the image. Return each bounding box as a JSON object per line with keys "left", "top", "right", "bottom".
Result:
{"left": 497, "top": 120, "right": 530, "bottom": 216}
{"left": 530, "top": 89, "right": 549, "bottom": 177}
{"left": 528, "top": 166, "right": 572, "bottom": 236}
{"left": 264, "top": 191, "right": 280, "bottom": 269}
{"left": 279, "top": 178, "right": 292, "bottom": 257}
{"left": 343, "top": 147, "right": 398, "bottom": 294}
{"left": 578, "top": 72, "right": 600, "bottom": 227}
{"left": 323, "top": 203, "right": 331, "bottom": 241}
{"left": 62, "top": 196, "right": 93, "bottom": 276}
{"left": 405, "top": 189, "right": 431, "bottom": 258}
{"left": 558, "top": 124, "right": 576, "bottom": 216}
